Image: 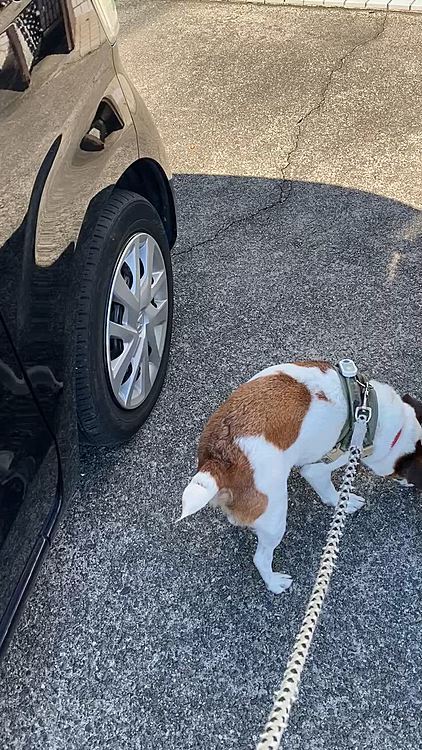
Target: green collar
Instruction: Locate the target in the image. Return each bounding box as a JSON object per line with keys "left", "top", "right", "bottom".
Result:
{"left": 322, "top": 366, "right": 378, "bottom": 463}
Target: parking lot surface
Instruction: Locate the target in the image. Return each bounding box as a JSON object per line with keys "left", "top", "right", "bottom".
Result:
{"left": 1, "top": 3, "right": 421, "bottom": 749}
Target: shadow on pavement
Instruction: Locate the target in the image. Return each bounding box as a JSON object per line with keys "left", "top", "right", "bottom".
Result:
{"left": 2, "top": 174, "right": 421, "bottom": 750}
{"left": 75, "top": 175, "right": 421, "bottom": 748}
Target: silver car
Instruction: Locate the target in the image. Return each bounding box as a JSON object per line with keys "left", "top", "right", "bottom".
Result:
{"left": 0, "top": 0, "right": 176, "bottom": 651}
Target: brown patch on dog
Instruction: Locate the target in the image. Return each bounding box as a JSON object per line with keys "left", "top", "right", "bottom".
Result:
{"left": 200, "top": 454, "right": 268, "bottom": 525}
{"left": 315, "top": 391, "right": 329, "bottom": 402}
{"left": 199, "top": 372, "right": 312, "bottom": 453}
{"left": 296, "top": 360, "right": 333, "bottom": 373}
{"left": 197, "top": 372, "right": 312, "bottom": 524}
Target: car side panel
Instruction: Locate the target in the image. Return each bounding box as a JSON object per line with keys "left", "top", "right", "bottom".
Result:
{"left": 0, "top": 312, "right": 60, "bottom": 652}
{"left": 0, "top": 1, "right": 170, "bottom": 496}
{"left": 0, "top": 0, "right": 172, "bottom": 647}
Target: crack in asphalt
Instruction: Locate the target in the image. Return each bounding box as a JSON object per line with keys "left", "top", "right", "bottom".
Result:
{"left": 173, "top": 181, "right": 287, "bottom": 258}
{"left": 283, "top": 12, "right": 388, "bottom": 177}
{"left": 174, "top": 13, "right": 388, "bottom": 259}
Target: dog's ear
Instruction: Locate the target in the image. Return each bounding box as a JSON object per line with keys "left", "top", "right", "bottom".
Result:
{"left": 402, "top": 394, "right": 422, "bottom": 424}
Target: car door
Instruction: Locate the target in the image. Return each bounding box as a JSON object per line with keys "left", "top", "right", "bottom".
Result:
{"left": 0, "top": 0, "right": 143, "bottom": 648}
{"left": 0, "top": 0, "right": 71, "bottom": 648}
{"left": 0, "top": 0, "right": 171, "bottom": 648}
{"left": 0, "top": 310, "right": 61, "bottom": 651}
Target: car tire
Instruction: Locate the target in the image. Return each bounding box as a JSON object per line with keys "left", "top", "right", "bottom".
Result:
{"left": 75, "top": 189, "right": 173, "bottom": 446}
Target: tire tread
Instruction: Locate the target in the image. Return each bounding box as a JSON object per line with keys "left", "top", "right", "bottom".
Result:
{"left": 75, "top": 189, "right": 173, "bottom": 446}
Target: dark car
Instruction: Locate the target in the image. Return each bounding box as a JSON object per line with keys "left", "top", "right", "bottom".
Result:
{"left": 0, "top": 0, "right": 176, "bottom": 653}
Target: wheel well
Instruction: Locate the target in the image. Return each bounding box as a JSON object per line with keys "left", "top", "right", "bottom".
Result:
{"left": 115, "top": 158, "right": 177, "bottom": 248}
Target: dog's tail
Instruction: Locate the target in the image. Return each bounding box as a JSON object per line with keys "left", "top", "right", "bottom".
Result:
{"left": 178, "top": 461, "right": 223, "bottom": 522}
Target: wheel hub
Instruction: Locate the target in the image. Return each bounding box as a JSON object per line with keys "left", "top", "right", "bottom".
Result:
{"left": 104, "top": 232, "right": 168, "bottom": 410}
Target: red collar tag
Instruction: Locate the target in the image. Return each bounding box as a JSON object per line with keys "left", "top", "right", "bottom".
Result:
{"left": 391, "top": 429, "right": 402, "bottom": 449}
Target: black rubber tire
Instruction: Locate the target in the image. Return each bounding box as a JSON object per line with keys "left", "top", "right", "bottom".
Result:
{"left": 75, "top": 189, "right": 173, "bottom": 446}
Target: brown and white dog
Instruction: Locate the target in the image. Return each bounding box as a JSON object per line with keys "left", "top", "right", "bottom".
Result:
{"left": 180, "top": 362, "right": 422, "bottom": 594}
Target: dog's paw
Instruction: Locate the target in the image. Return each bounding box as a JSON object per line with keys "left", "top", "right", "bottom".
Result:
{"left": 346, "top": 493, "right": 365, "bottom": 514}
{"left": 266, "top": 573, "right": 293, "bottom": 594}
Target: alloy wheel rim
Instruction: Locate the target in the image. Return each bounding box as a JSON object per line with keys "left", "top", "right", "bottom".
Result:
{"left": 105, "top": 232, "right": 168, "bottom": 410}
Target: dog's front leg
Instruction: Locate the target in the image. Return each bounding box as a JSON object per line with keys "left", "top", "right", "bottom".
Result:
{"left": 300, "top": 459, "right": 365, "bottom": 514}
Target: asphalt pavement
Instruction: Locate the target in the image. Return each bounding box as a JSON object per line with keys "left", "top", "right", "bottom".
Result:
{"left": 1, "top": 3, "right": 422, "bottom": 749}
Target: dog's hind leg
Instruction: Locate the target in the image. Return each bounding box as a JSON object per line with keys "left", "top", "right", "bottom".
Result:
{"left": 235, "top": 436, "right": 291, "bottom": 594}
{"left": 251, "top": 481, "right": 291, "bottom": 594}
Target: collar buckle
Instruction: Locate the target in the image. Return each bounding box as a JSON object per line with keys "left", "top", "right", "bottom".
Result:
{"left": 355, "top": 405, "right": 372, "bottom": 423}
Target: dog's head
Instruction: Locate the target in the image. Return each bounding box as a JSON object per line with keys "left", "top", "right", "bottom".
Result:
{"left": 393, "top": 394, "right": 422, "bottom": 490}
